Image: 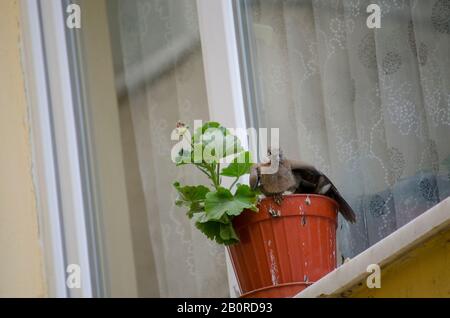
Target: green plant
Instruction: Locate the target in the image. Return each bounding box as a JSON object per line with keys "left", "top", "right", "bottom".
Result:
{"left": 173, "top": 122, "right": 259, "bottom": 245}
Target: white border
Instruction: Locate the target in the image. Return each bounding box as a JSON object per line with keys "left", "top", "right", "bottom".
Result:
{"left": 20, "top": 0, "right": 93, "bottom": 297}
{"left": 22, "top": 0, "right": 249, "bottom": 298}
{"left": 196, "top": 0, "right": 248, "bottom": 297}
{"left": 20, "top": 0, "right": 67, "bottom": 298}
{"left": 196, "top": 0, "right": 247, "bottom": 137}
{"left": 296, "top": 197, "right": 450, "bottom": 298}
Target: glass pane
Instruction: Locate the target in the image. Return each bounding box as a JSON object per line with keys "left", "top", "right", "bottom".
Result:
{"left": 236, "top": 0, "right": 450, "bottom": 259}
{"left": 74, "top": 0, "right": 229, "bottom": 297}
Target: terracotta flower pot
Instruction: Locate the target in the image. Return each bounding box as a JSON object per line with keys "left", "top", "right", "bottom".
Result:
{"left": 228, "top": 194, "right": 338, "bottom": 298}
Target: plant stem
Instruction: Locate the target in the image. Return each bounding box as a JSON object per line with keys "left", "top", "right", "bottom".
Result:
{"left": 216, "top": 163, "right": 220, "bottom": 187}
{"left": 205, "top": 163, "right": 220, "bottom": 190}
{"left": 229, "top": 177, "right": 239, "bottom": 190}
{"left": 196, "top": 166, "right": 211, "bottom": 179}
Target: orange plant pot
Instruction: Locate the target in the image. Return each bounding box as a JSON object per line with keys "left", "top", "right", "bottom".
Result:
{"left": 228, "top": 194, "right": 338, "bottom": 298}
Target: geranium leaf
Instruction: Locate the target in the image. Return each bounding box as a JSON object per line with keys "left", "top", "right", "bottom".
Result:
{"left": 219, "top": 223, "right": 239, "bottom": 243}
{"left": 204, "top": 187, "right": 234, "bottom": 220}
{"left": 195, "top": 221, "right": 221, "bottom": 242}
{"left": 175, "top": 148, "right": 192, "bottom": 166}
{"left": 173, "top": 121, "right": 260, "bottom": 246}
{"left": 173, "top": 182, "right": 209, "bottom": 203}
{"left": 191, "top": 211, "right": 209, "bottom": 223}
{"left": 194, "top": 218, "right": 239, "bottom": 245}
{"left": 192, "top": 122, "right": 242, "bottom": 162}
{"left": 205, "top": 185, "right": 258, "bottom": 221}
{"left": 221, "top": 151, "right": 252, "bottom": 178}
{"left": 187, "top": 202, "right": 204, "bottom": 219}
{"left": 193, "top": 122, "right": 222, "bottom": 143}
{"left": 234, "top": 184, "right": 259, "bottom": 212}
{"left": 173, "top": 182, "right": 209, "bottom": 218}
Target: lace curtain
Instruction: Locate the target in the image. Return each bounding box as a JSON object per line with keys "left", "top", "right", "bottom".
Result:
{"left": 108, "top": 0, "right": 450, "bottom": 297}
{"left": 244, "top": 0, "right": 450, "bottom": 258}
{"left": 109, "top": 0, "right": 229, "bottom": 297}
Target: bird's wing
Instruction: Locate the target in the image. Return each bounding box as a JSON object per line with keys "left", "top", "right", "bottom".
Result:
{"left": 249, "top": 164, "right": 260, "bottom": 190}
{"left": 288, "top": 160, "right": 321, "bottom": 186}
{"left": 288, "top": 159, "right": 317, "bottom": 171}
{"left": 290, "top": 161, "right": 357, "bottom": 223}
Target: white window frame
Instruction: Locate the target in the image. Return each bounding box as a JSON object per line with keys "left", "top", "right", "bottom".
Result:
{"left": 21, "top": 0, "right": 248, "bottom": 297}
{"left": 296, "top": 197, "right": 450, "bottom": 297}
{"left": 196, "top": 0, "right": 248, "bottom": 297}
{"left": 20, "top": 0, "right": 68, "bottom": 298}
{"left": 21, "top": 0, "right": 94, "bottom": 297}
{"left": 20, "top": 0, "right": 448, "bottom": 299}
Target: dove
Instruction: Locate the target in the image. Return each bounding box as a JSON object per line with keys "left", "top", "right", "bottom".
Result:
{"left": 250, "top": 148, "right": 356, "bottom": 223}
{"left": 250, "top": 148, "right": 314, "bottom": 204}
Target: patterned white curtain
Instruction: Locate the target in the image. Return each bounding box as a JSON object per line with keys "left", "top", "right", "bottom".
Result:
{"left": 108, "top": 0, "right": 229, "bottom": 297}
{"left": 107, "top": 0, "right": 450, "bottom": 296}
{"left": 245, "top": 0, "right": 450, "bottom": 258}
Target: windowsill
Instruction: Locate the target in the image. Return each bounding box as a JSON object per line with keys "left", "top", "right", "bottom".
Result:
{"left": 295, "top": 197, "right": 450, "bottom": 298}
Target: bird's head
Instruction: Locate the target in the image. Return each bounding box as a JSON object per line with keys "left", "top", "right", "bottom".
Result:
{"left": 267, "top": 147, "right": 284, "bottom": 162}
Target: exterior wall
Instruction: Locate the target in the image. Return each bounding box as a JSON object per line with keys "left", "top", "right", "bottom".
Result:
{"left": 0, "top": 0, "right": 46, "bottom": 297}
{"left": 349, "top": 228, "right": 450, "bottom": 298}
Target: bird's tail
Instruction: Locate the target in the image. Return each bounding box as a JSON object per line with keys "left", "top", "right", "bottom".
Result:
{"left": 335, "top": 195, "right": 357, "bottom": 223}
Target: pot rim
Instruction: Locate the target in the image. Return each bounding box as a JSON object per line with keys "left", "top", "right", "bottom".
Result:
{"left": 238, "top": 281, "right": 314, "bottom": 298}
{"left": 232, "top": 193, "right": 338, "bottom": 230}
{"left": 258, "top": 193, "right": 338, "bottom": 207}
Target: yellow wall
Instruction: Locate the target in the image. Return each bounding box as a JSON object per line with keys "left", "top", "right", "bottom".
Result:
{"left": 347, "top": 228, "right": 450, "bottom": 298}
{"left": 0, "top": 0, "right": 46, "bottom": 297}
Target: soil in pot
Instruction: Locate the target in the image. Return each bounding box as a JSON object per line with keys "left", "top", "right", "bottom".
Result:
{"left": 228, "top": 194, "right": 338, "bottom": 298}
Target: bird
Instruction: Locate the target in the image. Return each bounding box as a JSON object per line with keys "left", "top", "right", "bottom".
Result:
{"left": 250, "top": 147, "right": 356, "bottom": 223}
{"left": 249, "top": 148, "right": 308, "bottom": 204}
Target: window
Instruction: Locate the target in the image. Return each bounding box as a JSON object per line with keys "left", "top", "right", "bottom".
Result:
{"left": 235, "top": 0, "right": 450, "bottom": 259}
{"left": 25, "top": 0, "right": 240, "bottom": 297}
{"left": 23, "top": 0, "right": 450, "bottom": 298}
{"left": 73, "top": 0, "right": 230, "bottom": 297}
{"left": 103, "top": 0, "right": 226, "bottom": 297}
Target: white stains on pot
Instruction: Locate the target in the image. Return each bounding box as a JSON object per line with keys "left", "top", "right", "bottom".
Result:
{"left": 299, "top": 205, "right": 307, "bottom": 226}
{"left": 267, "top": 240, "right": 279, "bottom": 286}
{"left": 268, "top": 206, "right": 281, "bottom": 217}
{"left": 305, "top": 195, "right": 311, "bottom": 206}
{"left": 331, "top": 239, "right": 336, "bottom": 265}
